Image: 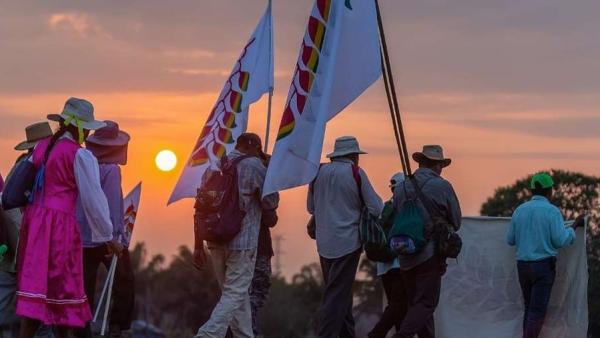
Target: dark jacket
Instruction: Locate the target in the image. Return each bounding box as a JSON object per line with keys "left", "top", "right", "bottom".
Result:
{"left": 393, "top": 168, "right": 462, "bottom": 270}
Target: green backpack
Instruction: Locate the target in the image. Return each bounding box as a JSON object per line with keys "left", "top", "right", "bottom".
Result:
{"left": 387, "top": 180, "right": 427, "bottom": 255}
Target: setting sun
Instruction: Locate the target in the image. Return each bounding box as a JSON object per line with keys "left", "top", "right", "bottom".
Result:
{"left": 155, "top": 150, "right": 178, "bottom": 172}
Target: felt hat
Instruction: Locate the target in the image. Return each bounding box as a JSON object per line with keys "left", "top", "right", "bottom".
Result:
{"left": 14, "top": 122, "right": 53, "bottom": 151}
{"left": 326, "top": 136, "right": 367, "bottom": 158}
{"left": 412, "top": 145, "right": 452, "bottom": 167}
{"left": 86, "top": 120, "right": 130, "bottom": 146}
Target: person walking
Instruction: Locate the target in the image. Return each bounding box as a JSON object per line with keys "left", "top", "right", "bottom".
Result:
{"left": 0, "top": 122, "right": 54, "bottom": 338}
{"left": 507, "top": 172, "right": 585, "bottom": 338}
{"left": 249, "top": 208, "right": 277, "bottom": 337}
{"left": 194, "top": 133, "right": 279, "bottom": 338}
{"left": 391, "top": 145, "right": 461, "bottom": 338}
{"left": 308, "top": 136, "right": 383, "bottom": 338}
{"left": 249, "top": 153, "right": 279, "bottom": 337}
{"left": 16, "top": 98, "right": 121, "bottom": 338}
{"left": 74, "top": 120, "right": 132, "bottom": 338}
{"left": 368, "top": 173, "right": 406, "bottom": 338}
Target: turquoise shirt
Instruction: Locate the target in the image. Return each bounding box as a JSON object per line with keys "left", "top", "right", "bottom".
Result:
{"left": 507, "top": 196, "right": 575, "bottom": 261}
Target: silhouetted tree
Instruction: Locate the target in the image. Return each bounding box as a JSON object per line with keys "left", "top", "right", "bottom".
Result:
{"left": 258, "top": 263, "right": 323, "bottom": 338}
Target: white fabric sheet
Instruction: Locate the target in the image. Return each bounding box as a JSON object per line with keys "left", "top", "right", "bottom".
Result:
{"left": 436, "top": 216, "right": 588, "bottom": 338}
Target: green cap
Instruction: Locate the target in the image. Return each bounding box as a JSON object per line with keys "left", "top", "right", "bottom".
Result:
{"left": 531, "top": 172, "right": 554, "bottom": 189}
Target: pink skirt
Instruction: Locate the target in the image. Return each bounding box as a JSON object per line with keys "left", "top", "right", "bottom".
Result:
{"left": 16, "top": 204, "right": 92, "bottom": 327}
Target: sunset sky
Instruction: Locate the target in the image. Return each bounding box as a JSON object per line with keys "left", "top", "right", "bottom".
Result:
{"left": 1, "top": 0, "right": 599, "bottom": 278}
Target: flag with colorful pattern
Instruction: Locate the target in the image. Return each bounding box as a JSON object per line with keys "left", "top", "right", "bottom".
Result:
{"left": 169, "top": 3, "right": 274, "bottom": 204}
{"left": 263, "top": 0, "right": 381, "bottom": 196}
{"left": 122, "top": 182, "right": 142, "bottom": 247}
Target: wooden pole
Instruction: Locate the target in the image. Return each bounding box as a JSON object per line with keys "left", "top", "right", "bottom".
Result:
{"left": 264, "top": 0, "right": 274, "bottom": 153}
{"left": 380, "top": 49, "right": 406, "bottom": 170}
{"left": 375, "top": 0, "right": 412, "bottom": 176}
{"left": 264, "top": 88, "right": 274, "bottom": 153}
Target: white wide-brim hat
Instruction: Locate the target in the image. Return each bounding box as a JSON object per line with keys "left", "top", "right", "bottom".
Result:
{"left": 326, "top": 136, "right": 367, "bottom": 158}
{"left": 47, "top": 97, "right": 106, "bottom": 130}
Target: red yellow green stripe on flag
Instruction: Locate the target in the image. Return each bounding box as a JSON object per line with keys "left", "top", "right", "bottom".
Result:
{"left": 277, "top": 0, "right": 332, "bottom": 140}
{"left": 169, "top": 2, "right": 273, "bottom": 205}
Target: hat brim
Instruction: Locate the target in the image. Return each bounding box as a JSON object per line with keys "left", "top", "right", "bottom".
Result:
{"left": 14, "top": 140, "right": 38, "bottom": 151}
{"left": 86, "top": 130, "right": 131, "bottom": 146}
{"left": 326, "top": 150, "right": 367, "bottom": 158}
{"left": 412, "top": 152, "right": 452, "bottom": 167}
{"left": 47, "top": 113, "right": 106, "bottom": 130}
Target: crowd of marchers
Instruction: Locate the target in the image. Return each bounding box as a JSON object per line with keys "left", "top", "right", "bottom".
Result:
{"left": 1, "top": 98, "right": 134, "bottom": 338}
{"left": 0, "top": 98, "right": 587, "bottom": 338}
{"left": 191, "top": 134, "right": 585, "bottom": 338}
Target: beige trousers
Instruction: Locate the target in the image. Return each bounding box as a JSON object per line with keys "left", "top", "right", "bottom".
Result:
{"left": 195, "top": 246, "right": 257, "bottom": 338}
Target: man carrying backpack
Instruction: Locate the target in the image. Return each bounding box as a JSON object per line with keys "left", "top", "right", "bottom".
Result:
{"left": 194, "top": 133, "right": 279, "bottom": 338}
{"left": 308, "top": 136, "right": 383, "bottom": 338}
{"left": 391, "top": 145, "right": 461, "bottom": 338}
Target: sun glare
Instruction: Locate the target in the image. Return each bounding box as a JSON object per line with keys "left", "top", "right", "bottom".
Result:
{"left": 155, "top": 150, "right": 177, "bottom": 172}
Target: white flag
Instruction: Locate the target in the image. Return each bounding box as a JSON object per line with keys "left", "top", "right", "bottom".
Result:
{"left": 122, "top": 182, "right": 142, "bottom": 247}
{"left": 169, "top": 3, "right": 274, "bottom": 204}
{"left": 263, "top": 0, "right": 381, "bottom": 196}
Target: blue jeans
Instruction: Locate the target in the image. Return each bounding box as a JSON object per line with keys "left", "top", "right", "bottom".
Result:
{"left": 517, "top": 257, "right": 556, "bottom": 338}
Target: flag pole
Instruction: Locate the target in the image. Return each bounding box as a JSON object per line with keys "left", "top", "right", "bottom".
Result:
{"left": 265, "top": 88, "right": 273, "bottom": 153}
{"left": 375, "top": 0, "right": 412, "bottom": 176}
{"left": 264, "top": 0, "right": 274, "bottom": 153}
{"left": 380, "top": 49, "right": 406, "bottom": 169}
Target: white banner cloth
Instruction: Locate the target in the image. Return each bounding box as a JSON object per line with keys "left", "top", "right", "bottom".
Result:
{"left": 169, "top": 3, "right": 273, "bottom": 204}
{"left": 121, "top": 182, "right": 142, "bottom": 247}
{"left": 263, "top": 0, "right": 381, "bottom": 196}
{"left": 436, "top": 216, "right": 588, "bottom": 338}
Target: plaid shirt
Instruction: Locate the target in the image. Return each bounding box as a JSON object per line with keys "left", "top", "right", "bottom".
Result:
{"left": 224, "top": 150, "right": 279, "bottom": 251}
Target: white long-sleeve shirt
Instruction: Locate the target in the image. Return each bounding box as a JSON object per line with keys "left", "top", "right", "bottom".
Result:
{"left": 74, "top": 147, "right": 114, "bottom": 243}
{"left": 308, "top": 158, "right": 384, "bottom": 259}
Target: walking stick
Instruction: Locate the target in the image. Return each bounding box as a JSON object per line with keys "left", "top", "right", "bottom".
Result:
{"left": 101, "top": 255, "right": 118, "bottom": 336}
{"left": 93, "top": 255, "right": 117, "bottom": 322}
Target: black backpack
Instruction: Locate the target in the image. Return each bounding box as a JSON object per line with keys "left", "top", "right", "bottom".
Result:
{"left": 412, "top": 181, "right": 462, "bottom": 259}
{"left": 1, "top": 155, "right": 36, "bottom": 210}
{"left": 194, "top": 155, "right": 251, "bottom": 244}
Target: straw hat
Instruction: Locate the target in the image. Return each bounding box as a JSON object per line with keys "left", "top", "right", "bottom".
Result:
{"left": 86, "top": 120, "right": 130, "bottom": 146}
{"left": 47, "top": 97, "right": 106, "bottom": 131}
{"left": 412, "top": 145, "right": 452, "bottom": 167}
{"left": 326, "top": 136, "right": 367, "bottom": 158}
{"left": 14, "top": 122, "right": 53, "bottom": 151}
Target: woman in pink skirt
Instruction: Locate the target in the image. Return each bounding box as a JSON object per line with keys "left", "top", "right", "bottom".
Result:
{"left": 17, "top": 98, "right": 122, "bottom": 338}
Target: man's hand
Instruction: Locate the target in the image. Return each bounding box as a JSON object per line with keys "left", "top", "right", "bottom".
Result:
{"left": 572, "top": 213, "right": 587, "bottom": 230}
{"left": 193, "top": 247, "right": 207, "bottom": 270}
{"left": 105, "top": 240, "right": 125, "bottom": 259}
